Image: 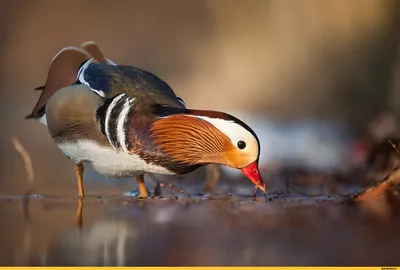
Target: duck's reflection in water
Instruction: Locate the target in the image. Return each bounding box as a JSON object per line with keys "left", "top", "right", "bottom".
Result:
{"left": 35, "top": 199, "right": 244, "bottom": 266}
{"left": 49, "top": 213, "right": 136, "bottom": 265}
{"left": 37, "top": 199, "right": 143, "bottom": 266}
{"left": 29, "top": 197, "right": 400, "bottom": 266}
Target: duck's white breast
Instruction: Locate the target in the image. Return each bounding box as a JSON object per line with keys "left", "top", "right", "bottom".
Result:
{"left": 57, "top": 139, "right": 174, "bottom": 178}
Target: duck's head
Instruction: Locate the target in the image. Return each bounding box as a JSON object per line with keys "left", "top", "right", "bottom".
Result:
{"left": 150, "top": 109, "right": 266, "bottom": 193}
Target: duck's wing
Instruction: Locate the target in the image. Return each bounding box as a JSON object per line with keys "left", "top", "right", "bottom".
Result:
{"left": 77, "top": 63, "right": 186, "bottom": 113}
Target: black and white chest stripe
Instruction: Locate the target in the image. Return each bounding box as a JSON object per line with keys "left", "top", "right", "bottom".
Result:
{"left": 76, "top": 58, "right": 134, "bottom": 151}
{"left": 97, "top": 93, "right": 135, "bottom": 152}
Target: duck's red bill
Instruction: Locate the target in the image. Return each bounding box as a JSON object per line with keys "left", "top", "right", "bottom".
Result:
{"left": 240, "top": 161, "right": 266, "bottom": 193}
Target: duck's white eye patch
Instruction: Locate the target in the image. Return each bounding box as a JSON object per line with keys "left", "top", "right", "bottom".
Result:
{"left": 237, "top": 140, "right": 246, "bottom": 150}
{"left": 186, "top": 115, "right": 259, "bottom": 153}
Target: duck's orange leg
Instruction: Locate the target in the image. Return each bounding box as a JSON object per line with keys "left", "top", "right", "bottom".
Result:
{"left": 74, "top": 163, "right": 85, "bottom": 197}
{"left": 136, "top": 174, "right": 148, "bottom": 199}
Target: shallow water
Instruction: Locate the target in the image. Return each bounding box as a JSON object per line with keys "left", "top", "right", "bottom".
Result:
{"left": 1, "top": 193, "right": 399, "bottom": 266}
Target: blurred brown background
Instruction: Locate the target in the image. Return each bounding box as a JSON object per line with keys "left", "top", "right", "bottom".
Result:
{"left": 1, "top": 0, "right": 400, "bottom": 195}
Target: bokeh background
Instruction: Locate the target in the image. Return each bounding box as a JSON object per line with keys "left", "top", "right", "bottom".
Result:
{"left": 1, "top": 0, "right": 400, "bottom": 266}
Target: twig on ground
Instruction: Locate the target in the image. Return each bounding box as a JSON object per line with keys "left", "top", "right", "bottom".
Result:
{"left": 346, "top": 168, "right": 400, "bottom": 219}
{"left": 12, "top": 136, "right": 34, "bottom": 221}
{"left": 12, "top": 137, "right": 34, "bottom": 191}
{"left": 388, "top": 140, "right": 400, "bottom": 157}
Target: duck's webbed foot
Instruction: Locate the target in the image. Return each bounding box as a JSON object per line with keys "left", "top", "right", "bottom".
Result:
{"left": 124, "top": 175, "right": 150, "bottom": 198}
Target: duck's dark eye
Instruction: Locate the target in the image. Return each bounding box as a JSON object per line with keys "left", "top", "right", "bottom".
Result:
{"left": 237, "top": 140, "right": 246, "bottom": 150}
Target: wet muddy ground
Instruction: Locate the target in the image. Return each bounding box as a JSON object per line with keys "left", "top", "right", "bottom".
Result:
{"left": 1, "top": 181, "right": 400, "bottom": 266}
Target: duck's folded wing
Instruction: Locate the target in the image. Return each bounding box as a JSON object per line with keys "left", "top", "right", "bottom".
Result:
{"left": 78, "top": 64, "right": 186, "bottom": 111}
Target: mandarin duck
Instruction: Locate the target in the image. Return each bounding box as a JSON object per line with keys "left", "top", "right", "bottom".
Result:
{"left": 26, "top": 41, "right": 266, "bottom": 198}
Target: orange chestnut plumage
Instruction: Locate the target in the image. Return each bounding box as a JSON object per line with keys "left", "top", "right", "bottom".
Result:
{"left": 150, "top": 114, "right": 232, "bottom": 165}
{"left": 150, "top": 111, "right": 266, "bottom": 193}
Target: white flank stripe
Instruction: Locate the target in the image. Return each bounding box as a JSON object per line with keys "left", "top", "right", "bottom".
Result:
{"left": 117, "top": 98, "right": 135, "bottom": 153}
{"left": 105, "top": 93, "right": 126, "bottom": 148}
{"left": 77, "top": 58, "right": 106, "bottom": 97}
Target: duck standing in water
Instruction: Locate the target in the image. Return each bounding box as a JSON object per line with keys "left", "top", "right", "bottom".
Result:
{"left": 26, "top": 42, "right": 266, "bottom": 198}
